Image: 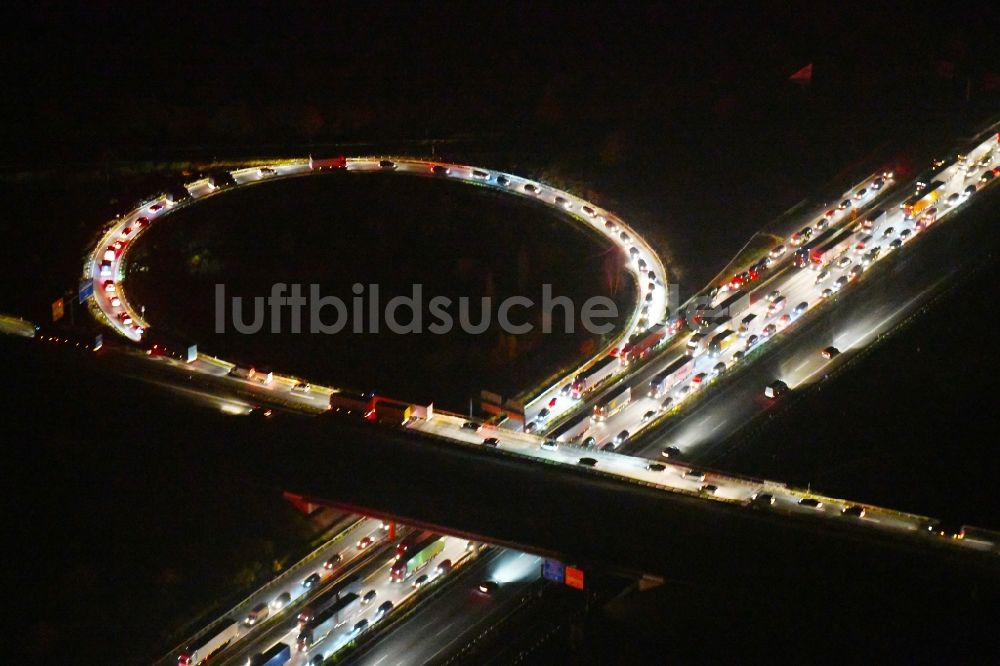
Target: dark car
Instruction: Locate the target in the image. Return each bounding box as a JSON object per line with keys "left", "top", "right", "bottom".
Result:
{"left": 461, "top": 421, "right": 479, "bottom": 431}
{"left": 578, "top": 457, "right": 598, "bottom": 467}
{"left": 302, "top": 572, "right": 321, "bottom": 588}
{"left": 482, "top": 437, "right": 500, "bottom": 447}
{"left": 377, "top": 600, "right": 394, "bottom": 617}
{"left": 323, "top": 553, "right": 343, "bottom": 570}
{"left": 661, "top": 446, "right": 682, "bottom": 459}
{"left": 798, "top": 497, "right": 823, "bottom": 509}
{"left": 353, "top": 619, "right": 369, "bottom": 633}
{"left": 842, "top": 505, "right": 866, "bottom": 518}
{"left": 752, "top": 492, "right": 775, "bottom": 507}
{"left": 363, "top": 589, "right": 378, "bottom": 604}
{"left": 496, "top": 175, "right": 510, "bottom": 186}
{"left": 379, "top": 159, "right": 396, "bottom": 169}
{"left": 582, "top": 437, "right": 597, "bottom": 448}
{"left": 477, "top": 580, "right": 499, "bottom": 595}
{"left": 822, "top": 346, "right": 840, "bottom": 359}
{"left": 613, "top": 430, "right": 629, "bottom": 446}
{"left": 412, "top": 573, "right": 429, "bottom": 588}
{"left": 646, "top": 462, "right": 666, "bottom": 472}
{"left": 431, "top": 165, "right": 450, "bottom": 176}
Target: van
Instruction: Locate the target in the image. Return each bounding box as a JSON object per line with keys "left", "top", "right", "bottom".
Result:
{"left": 245, "top": 602, "right": 269, "bottom": 626}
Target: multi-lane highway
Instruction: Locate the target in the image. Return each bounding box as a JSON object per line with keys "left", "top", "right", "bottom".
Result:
{"left": 75, "top": 121, "right": 1000, "bottom": 664}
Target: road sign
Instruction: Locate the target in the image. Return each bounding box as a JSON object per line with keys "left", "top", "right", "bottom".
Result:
{"left": 185, "top": 344, "right": 198, "bottom": 363}
{"left": 541, "top": 559, "right": 565, "bottom": 583}
{"left": 480, "top": 389, "right": 503, "bottom": 415}
{"left": 78, "top": 280, "right": 94, "bottom": 304}
{"left": 565, "top": 565, "right": 585, "bottom": 590}
{"left": 51, "top": 298, "right": 64, "bottom": 322}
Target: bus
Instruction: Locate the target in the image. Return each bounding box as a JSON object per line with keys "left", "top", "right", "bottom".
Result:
{"left": 390, "top": 537, "right": 444, "bottom": 582}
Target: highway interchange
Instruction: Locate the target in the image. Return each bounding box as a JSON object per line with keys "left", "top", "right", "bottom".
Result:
{"left": 78, "top": 123, "right": 1000, "bottom": 665}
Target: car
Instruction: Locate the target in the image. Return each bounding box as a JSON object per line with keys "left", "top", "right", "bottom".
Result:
{"left": 150, "top": 203, "right": 164, "bottom": 212}
{"left": 732, "top": 350, "right": 745, "bottom": 362}
{"left": 762, "top": 323, "right": 777, "bottom": 337}
{"left": 646, "top": 462, "right": 666, "bottom": 472}
{"left": 582, "top": 437, "right": 597, "bottom": 448}
{"left": 645, "top": 293, "right": 653, "bottom": 303}
{"left": 578, "top": 457, "right": 598, "bottom": 467}
{"left": 824, "top": 209, "right": 836, "bottom": 220}
{"left": 677, "top": 385, "right": 692, "bottom": 398}
{"left": 620, "top": 231, "right": 631, "bottom": 243}
{"left": 541, "top": 439, "right": 559, "bottom": 453}
{"left": 376, "top": 600, "right": 394, "bottom": 617}
{"left": 244, "top": 602, "right": 269, "bottom": 626}
{"left": 436, "top": 559, "right": 453, "bottom": 575}
{"left": 581, "top": 205, "right": 596, "bottom": 218}
{"left": 799, "top": 227, "right": 813, "bottom": 242}
{"left": 854, "top": 188, "right": 867, "bottom": 200}
{"left": 882, "top": 226, "right": 895, "bottom": 238}
{"left": 270, "top": 591, "right": 292, "bottom": 610}
{"left": 692, "top": 372, "right": 707, "bottom": 384}
{"left": 836, "top": 255, "right": 852, "bottom": 269}
{"left": 964, "top": 184, "right": 978, "bottom": 196}
{"left": 524, "top": 183, "right": 540, "bottom": 195}
{"left": 258, "top": 166, "right": 277, "bottom": 176}
{"left": 135, "top": 216, "right": 149, "bottom": 228}
{"left": 605, "top": 219, "right": 617, "bottom": 231}
{"left": 854, "top": 235, "right": 872, "bottom": 253}
{"left": 767, "top": 289, "right": 781, "bottom": 303}
{"left": 838, "top": 199, "right": 852, "bottom": 210}
{"left": 613, "top": 430, "right": 629, "bottom": 446}
{"left": 471, "top": 169, "right": 490, "bottom": 179}
{"left": 700, "top": 484, "right": 718, "bottom": 495}
{"left": 357, "top": 536, "right": 375, "bottom": 550}
{"left": 103, "top": 280, "right": 116, "bottom": 293}
{"left": 291, "top": 381, "right": 311, "bottom": 393}
{"left": 642, "top": 410, "right": 657, "bottom": 423}
{"left": 431, "top": 165, "right": 450, "bottom": 176}
{"left": 814, "top": 270, "right": 830, "bottom": 285}
{"left": 899, "top": 228, "right": 913, "bottom": 241}
{"left": 769, "top": 245, "right": 786, "bottom": 259}
{"left": 889, "top": 238, "right": 902, "bottom": 250}
{"left": 833, "top": 276, "right": 848, "bottom": 291}
{"left": 303, "top": 573, "right": 321, "bottom": 589}
{"left": 751, "top": 492, "right": 775, "bottom": 506}
{"left": 354, "top": 618, "right": 369, "bottom": 633}
{"left": 554, "top": 196, "right": 572, "bottom": 209}
{"left": 798, "top": 497, "right": 823, "bottom": 509}
{"left": 822, "top": 346, "right": 840, "bottom": 359}
{"left": 461, "top": 421, "right": 479, "bottom": 431}
{"left": 477, "top": 580, "right": 499, "bottom": 595}
{"left": 310, "top": 654, "right": 326, "bottom": 666}
{"left": 110, "top": 296, "right": 121, "bottom": 307}
{"left": 946, "top": 192, "right": 961, "bottom": 206}
{"left": 362, "top": 589, "right": 378, "bottom": 604}
{"left": 849, "top": 265, "right": 864, "bottom": 281}
{"left": 683, "top": 470, "right": 705, "bottom": 483}
{"left": 323, "top": 553, "right": 343, "bottom": 570}
{"left": 638, "top": 258, "right": 648, "bottom": 270}
{"left": 119, "top": 226, "right": 133, "bottom": 238}
{"left": 524, "top": 421, "right": 538, "bottom": 434}
{"left": 842, "top": 505, "right": 866, "bottom": 518}
{"left": 813, "top": 217, "right": 829, "bottom": 231}
{"left": 496, "top": 175, "right": 510, "bottom": 186}
{"left": 537, "top": 407, "right": 551, "bottom": 421}
{"left": 745, "top": 334, "right": 759, "bottom": 349}
{"left": 660, "top": 397, "right": 674, "bottom": 411}
{"left": 712, "top": 361, "right": 726, "bottom": 376}
{"left": 779, "top": 314, "right": 791, "bottom": 327}
{"left": 871, "top": 176, "right": 885, "bottom": 190}
{"left": 820, "top": 288, "right": 833, "bottom": 299}
{"left": 548, "top": 397, "right": 558, "bottom": 408}
{"left": 764, "top": 380, "right": 788, "bottom": 399}
{"left": 661, "top": 446, "right": 682, "bottom": 459}
{"left": 980, "top": 170, "right": 996, "bottom": 184}
{"left": 793, "top": 301, "right": 808, "bottom": 317}
{"left": 412, "top": 574, "right": 429, "bottom": 588}
{"left": 927, "top": 522, "right": 964, "bottom": 539}
{"left": 482, "top": 437, "right": 500, "bottom": 447}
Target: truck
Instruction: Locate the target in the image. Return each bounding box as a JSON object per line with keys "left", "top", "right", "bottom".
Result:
{"left": 249, "top": 642, "right": 292, "bottom": 666}
{"left": 593, "top": 386, "right": 631, "bottom": 421}
{"left": 793, "top": 228, "right": 837, "bottom": 267}
{"left": 648, "top": 356, "right": 694, "bottom": 398}
{"left": 861, "top": 208, "right": 887, "bottom": 233}
{"left": 810, "top": 228, "right": 854, "bottom": 266}
{"left": 570, "top": 355, "right": 617, "bottom": 399}
{"left": 207, "top": 171, "right": 236, "bottom": 189}
{"left": 298, "top": 573, "right": 363, "bottom": 625}
{"left": 901, "top": 180, "right": 945, "bottom": 219}
{"left": 396, "top": 530, "right": 435, "bottom": 559}
{"left": 708, "top": 330, "right": 736, "bottom": 357}
{"left": 296, "top": 593, "right": 361, "bottom": 652}
{"left": 390, "top": 536, "right": 444, "bottom": 582}
{"left": 619, "top": 324, "right": 666, "bottom": 365}
{"left": 228, "top": 365, "right": 257, "bottom": 380}
{"left": 693, "top": 291, "right": 749, "bottom": 332}
{"left": 915, "top": 206, "right": 938, "bottom": 231}
{"left": 738, "top": 313, "right": 757, "bottom": 337}
{"left": 177, "top": 618, "right": 239, "bottom": 665}
{"left": 309, "top": 155, "right": 347, "bottom": 170}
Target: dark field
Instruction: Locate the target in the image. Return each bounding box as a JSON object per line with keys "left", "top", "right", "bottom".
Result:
{"left": 125, "top": 172, "right": 634, "bottom": 409}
